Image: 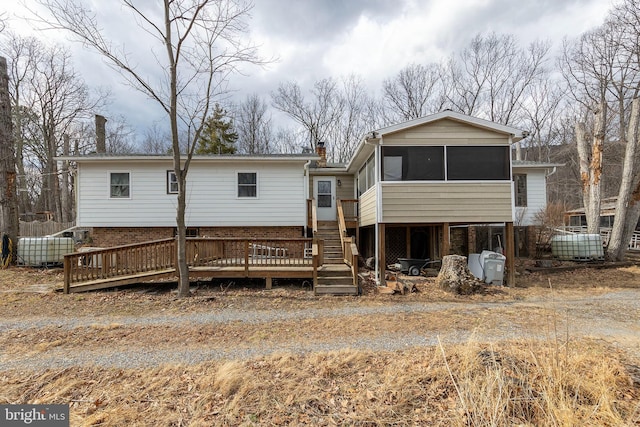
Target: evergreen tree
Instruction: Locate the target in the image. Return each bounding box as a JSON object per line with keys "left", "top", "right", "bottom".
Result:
{"left": 195, "top": 104, "right": 238, "bottom": 154}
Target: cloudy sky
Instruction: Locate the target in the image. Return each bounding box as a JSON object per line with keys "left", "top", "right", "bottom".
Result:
{"left": 2, "top": 0, "right": 613, "bottom": 142}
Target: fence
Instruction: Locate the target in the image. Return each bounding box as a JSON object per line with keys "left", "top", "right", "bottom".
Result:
{"left": 19, "top": 221, "right": 75, "bottom": 237}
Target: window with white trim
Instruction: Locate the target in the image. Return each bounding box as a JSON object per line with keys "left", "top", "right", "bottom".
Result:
{"left": 167, "top": 170, "right": 178, "bottom": 194}
{"left": 238, "top": 172, "right": 257, "bottom": 198}
{"left": 110, "top": 172, "right": 130, "bottom": 198}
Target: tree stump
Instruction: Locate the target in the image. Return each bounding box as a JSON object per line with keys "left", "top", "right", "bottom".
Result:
{"left": 436, "top": 255, "right": 484, "bottom": 295}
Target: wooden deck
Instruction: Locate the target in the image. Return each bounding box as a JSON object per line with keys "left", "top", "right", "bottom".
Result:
{"left": 64, "top": 200, "right": 361, "bottom": 295}
{"left": 63, "top": 238, "right": 317, "bottom": 293}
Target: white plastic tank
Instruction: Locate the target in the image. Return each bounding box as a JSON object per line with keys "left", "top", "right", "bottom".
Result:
{"left": 18, "top": 237, "right": 75, "bottom": 266}
{"left": 468, "top": 254, "right": 483, "bottom": 280}
{"left": 551, "top": 234, "right": 604, "bottom": 261}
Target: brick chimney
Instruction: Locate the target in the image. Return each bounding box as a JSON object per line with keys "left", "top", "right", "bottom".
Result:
{"left": 316, "top": 141, "right": 326, "bottom": 168}
{"left": 95, "top": 114, "right": 107, "bottom": 154}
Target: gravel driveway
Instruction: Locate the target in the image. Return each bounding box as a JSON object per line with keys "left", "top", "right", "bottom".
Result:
{"left": 2, "top": 289, "right": 639, "bottom": 371}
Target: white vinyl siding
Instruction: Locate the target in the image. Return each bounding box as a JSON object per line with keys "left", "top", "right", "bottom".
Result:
{"left": 513, "top": 169, "right": 547, "bottom": 226}
{"left": 77, "top": 161, "right": 306, "bottom": 227}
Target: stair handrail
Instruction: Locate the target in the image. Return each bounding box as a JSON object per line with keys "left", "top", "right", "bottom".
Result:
{"left": 337, "top": 200, "right": 348, "bottom": 250}
{"left": 338, "top": 199, "right": 360, "bottom": 291}
{"left": 311, "top": 198, "right": 318, "bottom": 238}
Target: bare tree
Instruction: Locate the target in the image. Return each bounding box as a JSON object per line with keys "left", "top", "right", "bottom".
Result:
{"left": 445, "top": 33, "right": 550, "bottom": 123}
{"left": 575, "top": 109, "right": 605, "bottom": 235}
{"left": 139, "top": 122, "right": 172, "bottom": 154}
{"left": 273, "top": 75, "right": 377, "bottom": 162}
{"left": 382, "top": 63, "right": 445, "bottom": 122}
{"left": 272, "top": 78, "right": 344, "bottom": 153}
{"left": 36, "top": 0, "right": 262, "bottom": 296}
{"left": 2, "top": 34, "right": 102, "bottom": 222}
{"left": 602, "top": 0, "right": 640, "bottom": 260}
{"left": 0, "top": 56, "right": 18, "bottom": 259}
{"left": 234, "top": 93, "right": 273, "bottom": 154}
{"left": 561, "top": 8, "right": 640, "bottom": 257}
{"left": 2, "top": 34, "right": 42, "bottom": 216}
{"left": 329, "top": 75, "right": 377, "bottom": 162}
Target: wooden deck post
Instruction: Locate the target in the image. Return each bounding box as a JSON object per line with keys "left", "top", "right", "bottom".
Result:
{"left": 265, "top": 276, "right": 272, "bottom": 290}
{"left": 505, "top": 222, "right": 516, "bottom": 287}
{"left": 442, "top": 222, "right": 450, "bottom": 257}
{"left": 378, "top": 223, "right": 386, "bottom": 286}
{"left": 406, "top": 226, "right": 411, "bottom": 258}
{"left": 244, "top": 239, "right": 250, "bottom": 277}
{"left": 63, "top": 255, "right": 70, "bottom": 294}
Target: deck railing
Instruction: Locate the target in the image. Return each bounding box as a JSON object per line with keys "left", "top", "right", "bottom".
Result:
{"left": 339, "top": 199, "right": 359, "bottom": 228}
{"left": 64, "top": 238, "right": 176, "bottom": 293}
{"left": 64, "top": 237, "right": 315, "bottom": 292}
{"left": 555, "top": 226, "right": 640, "bottom": 251}
{"left": 337, "top": 199, "right": 360, "bottom": 289}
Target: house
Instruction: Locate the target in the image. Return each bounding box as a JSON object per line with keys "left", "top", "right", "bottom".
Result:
{"left": 69, "top": 154, "right": 316, "bottom": 246}
{"left": 564, "top": 197, "right": 630, "bottom": 229}
{"left": 307, "top": 111, "right": 561, "bottom": 284}
{"left": 60, "top": 110, "right": 558, "bottom": 292}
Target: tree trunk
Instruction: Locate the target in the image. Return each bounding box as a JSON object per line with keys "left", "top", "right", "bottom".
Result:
{"left": 0, "top": 57, "right": 19, "bottom": 261}
{"left": 176, "top": 167, "right": 190, "bottom": 297}
{"left": 576, "top": 105, "right": 605, "bottom": 235}
{"left": 436, "top": 255, "right": 483, "bottom": 295}
{"left": 60, "top": 134, "right": 72, "bottom": 223}
{"left": 608, "top": 98, "right": 640, "bottom": 261}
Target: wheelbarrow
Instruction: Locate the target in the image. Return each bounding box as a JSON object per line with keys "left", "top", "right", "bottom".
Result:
{"left": 397, "top": 258, "right": 432, "bottom": 276}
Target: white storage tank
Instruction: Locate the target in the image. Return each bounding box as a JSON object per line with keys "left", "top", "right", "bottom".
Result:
{"left": 18, "top": 237, "right": 75, "bottom": 266}
{"left": 551, "top": 234, "right": 604, "bottom": 261}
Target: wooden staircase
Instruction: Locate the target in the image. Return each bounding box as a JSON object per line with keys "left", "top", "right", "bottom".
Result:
{"left": 315, "top": 221, "right": 358, "bottom": 295}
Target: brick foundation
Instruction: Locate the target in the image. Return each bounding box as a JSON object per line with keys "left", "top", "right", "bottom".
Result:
{"left": 88, "top": 226, "right": 305, "bottom": 248}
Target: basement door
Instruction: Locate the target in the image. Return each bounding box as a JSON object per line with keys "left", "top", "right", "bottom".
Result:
{"left": 313, "top": 176, "right": 336, "bottom": 221}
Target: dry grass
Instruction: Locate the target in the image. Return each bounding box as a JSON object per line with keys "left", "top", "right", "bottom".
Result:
{"left": 1, "top": 339, "right": 637, "bottom": 426}
{"left": 2, "top": 266, "right": 640, "bottom": 425}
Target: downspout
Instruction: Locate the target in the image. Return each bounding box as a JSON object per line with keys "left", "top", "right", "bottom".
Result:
{"left": 303, "top": 160, "right": 311, "bottom": 199}
{"left": 304, "top": 160, "right": 311, "bottom": 234}
{"left": 545, "top": 166, "right": 557, "bottom": 178}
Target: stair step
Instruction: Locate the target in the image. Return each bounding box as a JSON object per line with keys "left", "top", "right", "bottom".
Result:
{"left": 319, "top": 265, "right": 351, "bottom": 276}
{"left": 318, "top": 276, "right": 354, "bottom": 286}
{"left": 314, "top": 284, "right": 358, "bottom": 296}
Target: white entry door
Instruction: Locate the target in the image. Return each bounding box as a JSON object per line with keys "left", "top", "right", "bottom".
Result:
{"left": 313, "top": 176, "right": 336, "bottom": 221}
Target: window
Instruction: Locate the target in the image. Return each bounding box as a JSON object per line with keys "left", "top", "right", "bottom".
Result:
{"left": 383, "top": 156, "right": 402, "bottom": 181}
{"left": 167, "top": 171, "right": 178, "bottom": 194}
{"left": 514, "top": 174, "right": 527, "bottom": 207}
{"left": 446, "top": 146, "right": 509, "bottom": 180}
{"left": 317, "top": 180, "right": 332, "bottom": 207}
{"left": 357, "top": 154, "right": 376, "bottom": 196}
{"left": 381, "top": 146, "right": 444, "bottom": 181}
{"left": 110, "top": 172, "right": 130, "bottom": 198}
{"left": 238, "top": 172, "right": 257, "bottom": 198}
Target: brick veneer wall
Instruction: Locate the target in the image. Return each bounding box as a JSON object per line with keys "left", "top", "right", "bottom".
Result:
{"left": 89, "top": 226, "right": 305, "bottom": 247}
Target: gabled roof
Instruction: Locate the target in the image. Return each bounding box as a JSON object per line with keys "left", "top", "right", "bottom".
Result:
{"left": 373, "top": 110, "right": 526, "bottom": 140}
{"left": 347, "top": 110, "right": 526, "bottom": 172}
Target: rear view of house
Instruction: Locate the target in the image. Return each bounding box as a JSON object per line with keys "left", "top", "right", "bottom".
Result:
{"left": 62, "top": 111, "right": 558, "bottom": 292}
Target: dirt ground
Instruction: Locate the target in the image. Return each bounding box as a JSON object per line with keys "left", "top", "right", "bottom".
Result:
{"left": 1, "top": 264, "right": 639, "bottom": 426}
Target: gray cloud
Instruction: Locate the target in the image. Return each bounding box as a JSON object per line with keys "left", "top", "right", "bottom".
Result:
{"left": 252, "top": 0, "right": 402, "bottom": 40}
